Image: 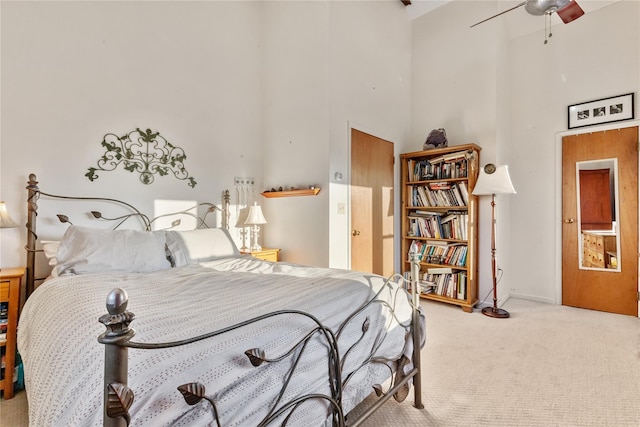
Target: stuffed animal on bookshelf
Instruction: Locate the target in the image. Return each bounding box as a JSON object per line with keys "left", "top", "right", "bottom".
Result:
{"left": 423, "top": 128, "right": 448, "bottom": 150}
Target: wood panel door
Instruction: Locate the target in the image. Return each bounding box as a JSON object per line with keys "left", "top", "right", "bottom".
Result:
{"left": 350, "top": 129, "right": 394, "bottom": 277}
{"left": 562, "top": 127, "right": 638, "bottom": 316}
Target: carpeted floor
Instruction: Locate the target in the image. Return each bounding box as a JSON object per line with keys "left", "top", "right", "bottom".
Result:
{"left": 357, "top": 298, "right": 640, "bottom": 426}
{"left": 2, "top": 298, "right": 639, "bottom": 426}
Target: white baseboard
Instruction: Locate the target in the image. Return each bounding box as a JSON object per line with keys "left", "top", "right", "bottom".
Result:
{"left": 475, "top": 293, "right": 511, "bottom": 310}
{"left": 475, "top": 293, "right": 556, "bottom": 312}
{"left": 508, "top": 292, "right": 556, "bottom": 305}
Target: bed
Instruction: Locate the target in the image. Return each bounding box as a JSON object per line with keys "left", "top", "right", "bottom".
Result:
{"left": 18, "top": 173, "right": 424, "bottom": 426}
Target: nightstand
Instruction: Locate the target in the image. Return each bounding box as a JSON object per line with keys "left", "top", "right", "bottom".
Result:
{"left": 1, "top": 267, "right": 24, "bottom": 400}
{"left": 241, "top": 248, "right": 280, "bottom": 262}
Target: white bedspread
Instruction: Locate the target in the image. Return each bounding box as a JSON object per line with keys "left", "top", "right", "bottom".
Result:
{"left": 18, "top": 256, "right": 415, "bottom": 426}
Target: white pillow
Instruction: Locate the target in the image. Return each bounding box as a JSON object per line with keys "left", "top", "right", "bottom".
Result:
{"left": 164, "top": 228, "right": 239, "bottom": 267}
{"left": 54, "top": 226, "right": 172, "bottom": 276}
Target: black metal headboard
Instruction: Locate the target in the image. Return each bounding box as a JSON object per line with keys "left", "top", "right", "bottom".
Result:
{"left": 24, "top": 173, "right": 231, "bottom": 297}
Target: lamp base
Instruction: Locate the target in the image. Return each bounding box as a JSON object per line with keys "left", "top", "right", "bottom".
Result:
{"left": 481, "top": 306, "right": 510, "bottom": 318}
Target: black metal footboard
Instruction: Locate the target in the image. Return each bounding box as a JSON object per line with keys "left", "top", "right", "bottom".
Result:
{"left": 98, "top": 257, "right": 424, "bottom": 427}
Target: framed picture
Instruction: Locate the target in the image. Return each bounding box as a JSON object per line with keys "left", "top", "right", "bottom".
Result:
{"left": 568, "top": 93, "right": 635, "bottom": 129}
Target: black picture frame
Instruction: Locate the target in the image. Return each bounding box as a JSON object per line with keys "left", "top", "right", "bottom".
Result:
{"left": 568, "top": 93, "right": 635, "bottom": 129}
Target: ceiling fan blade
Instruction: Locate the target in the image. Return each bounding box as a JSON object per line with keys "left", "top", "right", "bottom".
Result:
{"left": 470, "top": 1, "right": 527, "bottom": 28}
{"left": 557, "top": 0, "right": 584, "bottom": 23}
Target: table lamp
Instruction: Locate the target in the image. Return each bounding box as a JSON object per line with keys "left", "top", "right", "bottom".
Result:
{"left": 0, "top": 202, "right": 18, "bottom": 229}
{"left": 244, "top": 202, "right": 267, "bottom": 252}
{"left": 0, "top": 201, "right": 19, "bottom": 272}
{"left": 235, "top": 207, "right": 250, "bottom": 252}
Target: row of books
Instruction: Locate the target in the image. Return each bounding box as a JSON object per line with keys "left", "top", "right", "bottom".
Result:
{"left": 410, "top": 181, "right": 469, "bottom": 208}
{"left": 402, "top": 269, "right": 468, "bottom": 300}
{"left": 0, "top": 302, "right": 7, "bottom": 343}
{"left": 407, "top": 150, "right": 470, "bottom": 181}
{"left": 408, "top": 211, "right": 468, "bottom": 240}
{"left": 409, "top": 240, "right": 468, "bottom": 267}
{"left": 425, "top": 270, "right": 468, "bottom": 300}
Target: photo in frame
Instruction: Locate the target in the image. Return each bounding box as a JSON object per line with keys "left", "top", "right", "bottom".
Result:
{"left": 568, "top": 93, "right": 635, "bottom": 129}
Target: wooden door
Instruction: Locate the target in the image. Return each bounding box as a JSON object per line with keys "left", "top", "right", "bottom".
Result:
{"left": 562, "top": 127, "right": 638, "bottom": 316}
{"left": 350, "top": 129, "right": 394, "bottom": 277}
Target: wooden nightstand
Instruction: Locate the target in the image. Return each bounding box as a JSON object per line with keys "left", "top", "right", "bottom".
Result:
{"left": 1, "top": 267, "right": 24, "bottom": 400}
{"left": 241, "top": 248, "right": 280, "bottom": 262}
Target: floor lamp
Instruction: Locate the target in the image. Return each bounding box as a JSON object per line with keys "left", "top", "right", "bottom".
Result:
{"left": 472, "top": 164, "right": 516, "bottom": 318}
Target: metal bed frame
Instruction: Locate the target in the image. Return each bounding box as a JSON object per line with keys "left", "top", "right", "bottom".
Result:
{"left": 24, "top": 173, "right": 424, "bottom": 427}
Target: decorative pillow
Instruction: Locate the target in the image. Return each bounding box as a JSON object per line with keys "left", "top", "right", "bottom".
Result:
{"left": 164, "top": 228, "right": 239, "bottom": 267}
{"left": 54, "top": 226, "right": 172, "bottom": 276}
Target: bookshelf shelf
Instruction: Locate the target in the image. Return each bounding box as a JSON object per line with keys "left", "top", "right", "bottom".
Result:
{"left": 400, "top": 144, "right": 481, "bottom": 312}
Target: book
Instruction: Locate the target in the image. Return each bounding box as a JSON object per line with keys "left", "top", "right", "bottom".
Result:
{"left": 442, "top": 150, "right": 469, "bottom": 163}
{"left": 457, "top": 274, "right": 468, "bottom": 300}
{"left": 458, "top": 181, "right": 469, "bottom": 205}
{"left": 427, "top": 267, "right": 453, "bottom": 274}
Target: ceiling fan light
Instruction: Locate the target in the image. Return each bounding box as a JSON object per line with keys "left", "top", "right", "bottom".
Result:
{"left": 525, "top": 0, "right": 571, "bottom": 16}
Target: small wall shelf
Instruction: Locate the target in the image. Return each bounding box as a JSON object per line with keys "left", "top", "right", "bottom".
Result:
{"left": 261, "top": 188, "right": 321, "bottom": 198}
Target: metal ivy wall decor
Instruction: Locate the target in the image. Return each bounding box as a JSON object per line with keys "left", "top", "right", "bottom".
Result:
{"left": 86, "top": 128, "right": 197, "bottom": 187}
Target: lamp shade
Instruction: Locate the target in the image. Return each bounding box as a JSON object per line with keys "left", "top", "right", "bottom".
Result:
{"left": 244, "top": 203, "right": 267, "bottom": 225}
{"left": 235, "top": 207, "right": 250, "bottom": 228}
{"left": 0, "top": 201, "right": 19, "bottom": 228}
{"left": 472, "top": 164, "right": 516, "bottom": 196}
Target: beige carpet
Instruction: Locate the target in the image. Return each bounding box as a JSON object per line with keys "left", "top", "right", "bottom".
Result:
{"left": 357, "top": 298, "right": 640, "bottom": 426}
{"left": 2, "top": 298, "right": 639, "bottom": 426}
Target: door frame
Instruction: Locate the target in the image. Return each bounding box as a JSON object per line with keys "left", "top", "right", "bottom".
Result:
{"left": 346, "top": 121, "right": 399, "bottom": 271}
{"left": 554, "top": 120, "right": 640, "bottom": 317}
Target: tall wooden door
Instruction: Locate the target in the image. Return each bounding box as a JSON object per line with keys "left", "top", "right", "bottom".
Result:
{"left": 562, "top": 127, "right": 638, "bottom": 316}
{"left": 350, "top": 129, "right": 394, "bottom": 277}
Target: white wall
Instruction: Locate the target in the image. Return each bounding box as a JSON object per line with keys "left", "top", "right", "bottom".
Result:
{"left": 261, "top": 1, "right": 332, "bottom": 266}
{"left": 0, "top": 1, "right": 412, "bottom": 272}
{"left": 0, "top": 1, "right": 264, "bottom": 267}
{"left": 411, "top": 0, "right": 639, "bottom": 306}
{"left": 328, "top": 1, "right": 412, "bottom": 271}
{"left": 261, "top": 1, "right": 412, "bottom": 268}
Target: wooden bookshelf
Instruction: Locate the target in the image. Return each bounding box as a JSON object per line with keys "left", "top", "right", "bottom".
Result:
{"left": 400, "top": 144, "right": 481, "bottom": 312}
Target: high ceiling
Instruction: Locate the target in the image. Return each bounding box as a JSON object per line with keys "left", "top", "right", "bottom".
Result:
{"left": 404, "top": 0, "right": 622, "bottom": 39}
{"left": 404, "top": 0, "right": 451, "bottom": 20}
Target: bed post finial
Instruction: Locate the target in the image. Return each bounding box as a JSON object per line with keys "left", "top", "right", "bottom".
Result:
{"left": 223, "top": 190, "right": 230, "bottom": 229}
{"left": 100, "top": 288, "right": 135, "bottom": 337}
{"left": 99, "top": 288, "right": 135, "bottom": 427}
{"left": 105, "top": 288, "right": 129, "bottom": 315}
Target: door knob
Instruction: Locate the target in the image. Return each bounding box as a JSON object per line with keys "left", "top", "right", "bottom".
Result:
{"left": 352, "top": 230, "right": 361, "bottom": 236}
{"left": 564, "top": 218, "right": 575, "bottom": 223}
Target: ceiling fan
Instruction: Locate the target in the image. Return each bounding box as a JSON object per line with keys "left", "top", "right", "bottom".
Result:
{"left": 470, "top": 0, "right": 585, "bottom": 42}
